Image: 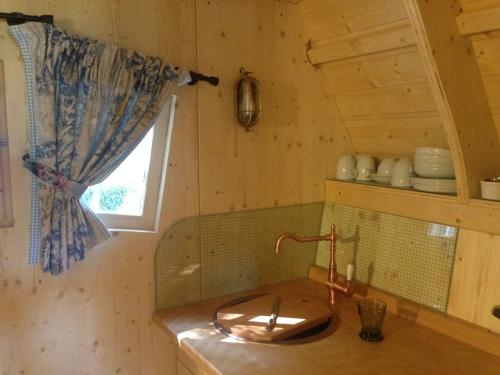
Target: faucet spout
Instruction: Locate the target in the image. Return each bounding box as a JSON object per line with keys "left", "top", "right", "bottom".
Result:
{"left": 274, "top": 224, "right": 354, "bottom": 305}
{"left": 275, "top": 232, "right": 328, "bottom": 254}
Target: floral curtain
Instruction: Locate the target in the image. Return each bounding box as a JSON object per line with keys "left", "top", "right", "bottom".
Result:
{"left": 10, "top": 22, "right": 190, "bottom": 275}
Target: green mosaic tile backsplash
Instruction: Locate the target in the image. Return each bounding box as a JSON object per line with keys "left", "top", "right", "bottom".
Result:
{"left": 316, "top": 204, "right": 457, "bottom": 312}
{"left": 155, "top": 203, "right": 458, "bottom": 312}
{"left": 155, "top": 203, "right": 324, "bottom": 310}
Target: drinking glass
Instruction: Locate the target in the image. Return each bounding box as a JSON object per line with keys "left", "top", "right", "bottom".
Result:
{"left": 357, "top": 298, "right": 386, "bottom": 342}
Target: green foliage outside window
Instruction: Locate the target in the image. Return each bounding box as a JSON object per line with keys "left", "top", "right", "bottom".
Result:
{"left": 98, "top": 186, "right": 128, "bottom": 211}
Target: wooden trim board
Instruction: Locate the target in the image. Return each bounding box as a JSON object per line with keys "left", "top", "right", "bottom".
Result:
{"left": 324, "top": 179, "right": 500, "bottom": 236}
{"left": 308, "top": 265, "right": 500, "bottom": 358}
{"left": 456, "top": 0, "right": 500, "bottom": 35}
{"left": 307, "top": 19, "right": 416, "bottom": 65}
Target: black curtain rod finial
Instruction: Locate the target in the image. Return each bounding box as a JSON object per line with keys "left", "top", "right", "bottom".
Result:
{"left": 188, "top": 71, "right": 220, "bottom": 87}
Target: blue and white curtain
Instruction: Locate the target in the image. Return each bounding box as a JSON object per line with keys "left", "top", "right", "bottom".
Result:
{"left": 11, "top": 22, "right": 190, "bottom": 275}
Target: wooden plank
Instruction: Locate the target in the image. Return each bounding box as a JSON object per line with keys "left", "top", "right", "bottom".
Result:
{"left": 473, "top": 35, "right": 500, "bottom": 75}
{"left": 456, "top": 0, "right": 500, "bottom": 35}
{"left": 324, "top": 179, "right": 500, "bottom": 236}
{"left": 324, "top": 180, "right": 460, "bottom": 227}
{"left": 345, "top": 112, "right": 448, "bottom": 155}
{"left": 335, "top": 82, "right": 438, "bottom": 117}
{"left": 405, "top": 0, "right": 500, "bottom": 201}
{"left": 196, "top": 0, "right": 354, "bottom": 214}
{"left": 301, "top": 0, "right": 408, "bottom": 41}
{"left": 346, "top": 112, "right": 444, "bottom": 138}
{"left": 309, "top": 265, "right": 500, "bottom": 358}
{"left": 448, "top": 229, "right": 500, "bottom": 336}
{"left": 321, "top": 46, "right": 428, "bottom": 93}
{"left": 307, "top": 19, "right": 417, "bottom": 65}
{"left": 351, "top": 138, "right": 449, "bottom": 156}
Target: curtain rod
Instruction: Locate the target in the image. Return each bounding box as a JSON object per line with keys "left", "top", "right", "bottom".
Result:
{"left": 0, "top": 12, "right": 220, "bottom": 87}
{"left": 0, "top": 12, "right": 53, "bottom": 26}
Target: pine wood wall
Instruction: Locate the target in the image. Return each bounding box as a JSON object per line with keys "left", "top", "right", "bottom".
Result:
{"left": 0, "top": 1, "right": 352, "bottom": 374}
{"left": 298, "top": 0, "right": 500, "bottom": 336}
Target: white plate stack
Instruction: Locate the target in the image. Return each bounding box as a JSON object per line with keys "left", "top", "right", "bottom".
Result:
{"left": 413, "top": 147, "right": 457, "bottom": 194}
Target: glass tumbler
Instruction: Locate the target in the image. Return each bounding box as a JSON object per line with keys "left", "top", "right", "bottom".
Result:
{"left": 357, "top": 298, "right": 387, "bottom": 342}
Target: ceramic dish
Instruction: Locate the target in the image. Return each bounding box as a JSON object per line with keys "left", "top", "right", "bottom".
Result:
{"left": 413, "top": 184, "right": 457, "bottom": 194}
{"left": 415, "top": 147, "right": 451, "bottom": 157}
{"left": 414, "top": 163, "right": 455, "bottom": 179}
{"left": 371, "top": 173, "right": 391, "bottom": 184}
{"left": 413, "top": 177, "right": 456, "bottom": 185}
{"left": 412, "top": 177, "right": 457, "bottom": 194}
{"left": 480, "top": 179, "right": 500, "bottom": 201}
{"left": 414, "top": 155, "right": 453, "bottom": 165}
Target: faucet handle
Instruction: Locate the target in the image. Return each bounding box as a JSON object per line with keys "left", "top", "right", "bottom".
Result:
{"left": 326, "top": 279, "right": 355, "bottom": 297}
{"left": 346, "top": 263, "right": 355, "bottom": 282}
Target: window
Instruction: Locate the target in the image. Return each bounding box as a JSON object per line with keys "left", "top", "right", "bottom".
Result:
{"left": 81, "top": 96, "right": 176, "bottom": 232}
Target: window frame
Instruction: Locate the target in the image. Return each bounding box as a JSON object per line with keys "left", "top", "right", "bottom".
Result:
{"left": 95, "top": 95, "right": 177, "bottom": 232}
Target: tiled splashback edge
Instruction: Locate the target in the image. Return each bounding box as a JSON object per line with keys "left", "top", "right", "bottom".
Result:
{"left": 155, "top": 203, "right": 324, "bottom": 310}
{"left": 316, "top": 204, "right": 457, "bottom": 312}
{"left": 155, "top": 203, "right": 458, "bottom": 312}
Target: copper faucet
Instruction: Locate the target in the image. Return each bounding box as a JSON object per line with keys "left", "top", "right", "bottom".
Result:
{"left": 275, "top": 224, "right": 355, "bottom": 305}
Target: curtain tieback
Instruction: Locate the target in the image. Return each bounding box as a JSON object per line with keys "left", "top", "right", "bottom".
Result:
{"left": 22, "top": 154, "right": 88, "bottom": 198}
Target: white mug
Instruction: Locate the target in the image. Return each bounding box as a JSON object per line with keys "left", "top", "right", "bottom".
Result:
{"left": 377, "top": 158, "right": 396, "bottom": 176}
{"left": 391, "top": 174, "right": 412, "bottom": 188}
{"left": 356, "top": 155, "right": 375, "bottom": 181}
{"left": 392, "top": 158, "right": 413, "bottom": 175}
{"left": 336, "top": 155, "right": 357, "bottom": 181}
{"left": 391, "top": 158, "right": 413, "bottom": 187}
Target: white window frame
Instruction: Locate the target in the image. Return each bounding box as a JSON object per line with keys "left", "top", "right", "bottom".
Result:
{"left": 96, "top": 95, "right": 176, "bottom": 232}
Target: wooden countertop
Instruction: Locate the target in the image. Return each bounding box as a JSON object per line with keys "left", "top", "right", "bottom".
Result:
{"left": 154, "top": 278, "right": 500, "bottom": 375}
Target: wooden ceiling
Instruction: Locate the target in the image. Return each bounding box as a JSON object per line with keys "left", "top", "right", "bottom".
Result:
{"left": 294, "top": 0, "right": 500, "bottom": 160}
{"left": 299, "top": 0, "right": 449, "bottom": 157}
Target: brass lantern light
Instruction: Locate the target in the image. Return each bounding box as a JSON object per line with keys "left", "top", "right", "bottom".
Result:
{"left": 235, "top": 67, "right": 261, "bottom": 130}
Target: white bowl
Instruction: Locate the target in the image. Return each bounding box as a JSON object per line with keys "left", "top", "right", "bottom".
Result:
{"left": 415, "top": 147, "right": 451, "bottom": 157}
{"left": 414, "top": 154, "right": 453, "bottom": 165}
{"left": 414, "top": 163, "right": 455, "bottom": 179}
{"left": 480, "top": 180, "right": 500, "bottom": 201}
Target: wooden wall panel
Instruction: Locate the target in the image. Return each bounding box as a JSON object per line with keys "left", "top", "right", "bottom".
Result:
{"left": 456, "top": 0, "right": 500, "bottom": 139}
{"left": 321, "top": 46, "right": 427, "bottom": 93}
{"left": 448, "top": 229, "right": 500, "bottom": 335}
{"left": 196, "top": 0, "right": 353, "bottom": 215}
{"left": 0, "top": 1, "right": 198, "bottom": 374}
{"left": 0, "top": 1, "right": 352, "bottom": 374}
{"left": 301, "top": 0, "right": 500, "bottom": 333}
{"left": 302, "top": 0, "right": 408, "bottom": 41}
{"left": 300, "top": 0, "right": 449, "bottom": 157}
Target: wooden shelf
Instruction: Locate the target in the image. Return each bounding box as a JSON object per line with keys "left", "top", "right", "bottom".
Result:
{"left": 324, "top": 180, "right": 500, "bottom": 235}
